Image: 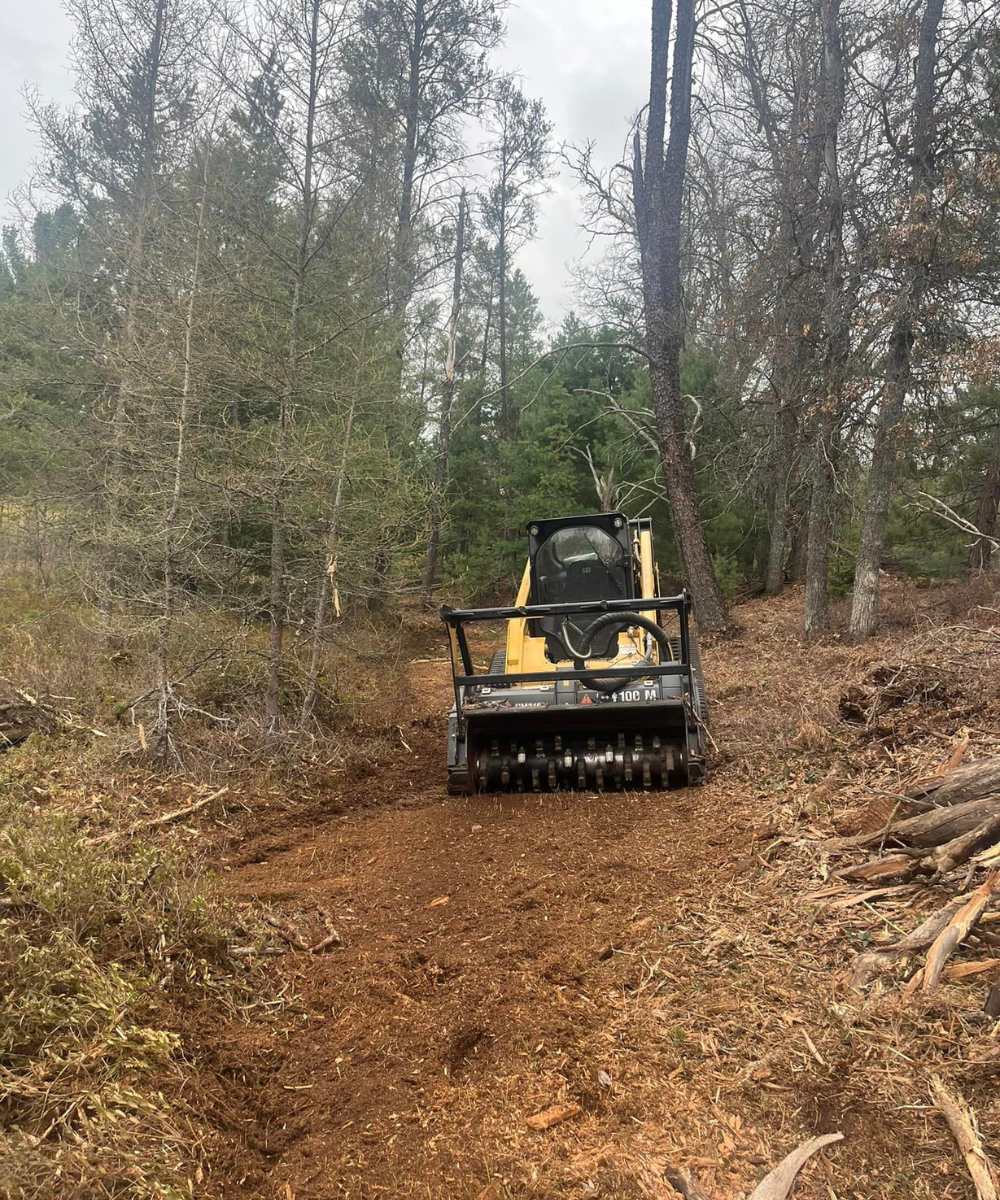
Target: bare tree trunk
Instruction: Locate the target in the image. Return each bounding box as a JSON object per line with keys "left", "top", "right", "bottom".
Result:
{"left": 634, "top": 0, "right": 728, "bottom": 631}
{"left": 298, "top": 369, "right": 360, "bottom": 728}
{"left": 765, "top": 390, "right": 796, "bottom": 595}
{"left": 422, "top": 191, "right": 466, "bottom": 602}
{"left": 849, "top": 0, "right": 944, "bottom": 639}
{"left": 154, "top": 143, "right": 210, "bottom": 757}
{"left": 265, "top": 0, "right": 320, "bottom": 730}
{"left": 804, "top": 407, "right": 836, "bottom": 634}
{"left": 498, "top": 206, "right": 511, "bottom": 439}
{"left": 971, "top": 421, "right": 1000, "bottom": 572}
{"left": 805, "top": 0, "right": 847, "bottom": 636}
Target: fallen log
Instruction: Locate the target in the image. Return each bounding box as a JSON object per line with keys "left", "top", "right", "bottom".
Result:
{"left": 924, "top": 815, "right": 1000, "bottom": 878}
{"left": 923, "top": 872, "right": 1000, "bottom": 990}
{"left": 883, "top": 798, "right": 1000, "bottom": 850}
{"left": 930, "top": 1076, "right": 999, "bottom": 1200}
{"left": 909, "top": 758, "right": 1000, "bottom": 809}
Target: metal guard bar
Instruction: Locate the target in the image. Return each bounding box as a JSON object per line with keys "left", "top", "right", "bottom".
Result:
{"left": 457, "top": 663, "right": 689, "bottom": 687}
{"left": 441, "top": 592, "right": 691, "bottom": 625}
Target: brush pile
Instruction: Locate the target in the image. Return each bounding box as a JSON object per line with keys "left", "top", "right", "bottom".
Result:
{"left": 0, "top": 680, "right": 92, "bottom": 750}
{"left": 823, "top": 616, "right": 1000, "bottom": 993}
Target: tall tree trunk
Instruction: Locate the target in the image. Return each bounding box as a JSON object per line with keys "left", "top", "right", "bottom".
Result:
{"left": 805, "top": 0, "right": 847, "bottom": 636}
{"left": 154, "top": 143, "right": 210, "bottom": 757}
{"left": 298, "top": 363, "right": 360, "bottom": 729}
{"left": 265, "top": 0, "right": 320, "bottom": 729}
{"left": 498, "top": 199, "right": 511, "bottom": 439}
{"left": 634, "top": 0, "right": 728, "bottom": 630}
{"left": 804, "top": 405, "right": 836, "bottom": 634}
{"left": 971, "top": 421, "right": 1000, "bottom": 572}
{"left": 849, "top": 0, "right": 944, "bottom": 639}
{"left": 423, "top": 191, "right": 466, "bottom": 602}
{"left": 765, "top": 388, "right": 796, "bottom": 595}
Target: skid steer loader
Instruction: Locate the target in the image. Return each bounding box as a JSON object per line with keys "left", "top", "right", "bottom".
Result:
{"left": 441, "top": 512, "right": 709, "bottom": 794}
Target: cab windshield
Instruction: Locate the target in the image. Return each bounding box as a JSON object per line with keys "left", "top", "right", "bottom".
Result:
{"left": 534, "top": 525, "right": 629, "bottom": 605}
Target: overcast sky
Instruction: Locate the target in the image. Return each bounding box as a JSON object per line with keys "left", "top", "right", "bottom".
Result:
{"left": 0, "top": 0, "right": 650, "bottom": 318}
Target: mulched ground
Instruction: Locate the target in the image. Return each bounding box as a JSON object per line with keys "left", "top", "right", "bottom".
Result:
{"left": 181, "top": 581, "right": 1000, "bottom": 1200}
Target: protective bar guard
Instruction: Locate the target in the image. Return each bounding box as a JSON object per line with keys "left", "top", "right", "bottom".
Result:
{"left": 441, "top": 592, "right": 696, "bottom": 730}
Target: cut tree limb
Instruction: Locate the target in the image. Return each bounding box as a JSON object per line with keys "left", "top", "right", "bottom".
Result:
{"left": 147, "top": 786, "right": 229, "bottom": 829}
{"left": 923, "top": 871, "right": 1000, "bottom": 990}
{"left": 851, "top": 894, "right": 969, "bottom": 988}
{"left": 924, "top": 814, "right": 1000, "bottom": 878}
{"left": 747, "top": 1133, "right": 844, "bottom": 1199}
{"left": 830, "top": 797, "right": 1000, "bottom": 852}
{"left": 930, "top": 1076, "right": 999, "bottom": 1200}
{"left": 835, "top": 855, "right": 917, "bottom": 884}
{"left": 908, "top": 758, "right": 1000, "bottom": 808}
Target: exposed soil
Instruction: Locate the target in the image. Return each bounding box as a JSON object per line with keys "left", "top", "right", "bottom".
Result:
{"left": 186, "top": 586, "right": 1000, "bottom": 1200}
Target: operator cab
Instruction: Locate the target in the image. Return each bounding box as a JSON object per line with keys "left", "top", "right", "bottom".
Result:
{"left": 527, "top": 513, "right": 635, "bottom": 660}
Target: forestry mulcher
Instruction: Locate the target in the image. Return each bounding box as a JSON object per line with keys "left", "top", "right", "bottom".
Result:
{"left": 441, "top": 512, "right": 709, "bottom": 794}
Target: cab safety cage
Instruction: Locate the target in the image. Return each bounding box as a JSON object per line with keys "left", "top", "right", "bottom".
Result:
{"left": 440, "top": 592, "right": 696, "bottom": 727}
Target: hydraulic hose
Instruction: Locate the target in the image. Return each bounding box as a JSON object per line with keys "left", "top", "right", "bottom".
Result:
{"left": 559, "top": 611, "right": 673, "bottom": 694}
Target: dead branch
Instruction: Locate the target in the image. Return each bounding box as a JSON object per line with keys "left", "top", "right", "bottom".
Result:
{"left": 747, "top": 1133, "right": 844, "bottom": 1200}
{"left": 264, "top": 916, "right": 311, "bottom": 951}
{"left": 914, "top": 492, "right": 1000, "bottom": 556}
{"left": 310, "top": 907, "right": 342, "bottom": 952}
{"left": 924, "top": 814, "right": 1000, "bottom": 878}
{"left": 147, "top": 786, "right": 229, "bottom": 829}
{"left": 923, "top": 871, "right": 1000, "bottom": 990}
{"left": 930, "top": 1076, "right": 999, "bottom": 1200}
{"left": 851, "top": 894, "right": 969, "bottom": 988}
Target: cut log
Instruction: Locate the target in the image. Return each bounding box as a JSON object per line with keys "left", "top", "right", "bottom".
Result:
{"left": 923, "top": 872, "right": 1000, "bottom": 991}
{"left": 747, "top": 1133, "right": 844, "bottom": 1200}
{"left": 924, "top": 814, "right": 1000, "bottom": 878}
{"left": 834, "top": 856, "right": 917, "bottom": 885}
{"left": 851, "top": 894, "right": 969, "bottom": 988}
{"left": 886, "top": 798, "right": 1000, "bottom": 850}
{"left": 909, "top": 758, "right": 1000, "bottom": 809}
{"left": 930, "top": 1076, "right": 999, "bottom": 1200}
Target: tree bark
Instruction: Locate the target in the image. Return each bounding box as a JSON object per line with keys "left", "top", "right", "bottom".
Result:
{"left": 498, "top": 210, "right": 510, "bottom": 438}
{"left": 765, "top": 389, "right": 796, "bottom": 595}
{"left": 422, "top": 191, "right": 466, "bottom": 602}
{"left": 805, "top": 0, "right": 847, "bottom": 636}
{"left": 634, "top": 0, "right": 728, "bottom": 631}
{"left": 804, "top": 406, "right": 836, "bottom": 635}
{"left": 849, "top": 0, "right": 945, "bottom": 639}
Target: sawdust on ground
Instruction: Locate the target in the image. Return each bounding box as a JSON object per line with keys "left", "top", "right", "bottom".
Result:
{"left": 183, "top": 582, "right": 1000, "bottom": 1199}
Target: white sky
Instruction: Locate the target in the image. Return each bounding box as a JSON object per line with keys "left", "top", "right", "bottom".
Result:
{"left": 0, "top": 0, "right": 651, "bottom": 317}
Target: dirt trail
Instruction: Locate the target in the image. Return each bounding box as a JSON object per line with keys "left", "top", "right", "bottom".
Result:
{"left": 196, "top": 596, "right": 936, "bottom": 1199}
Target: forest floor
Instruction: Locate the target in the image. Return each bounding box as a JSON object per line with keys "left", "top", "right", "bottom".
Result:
{"left": 177, "top": 581, "right": 1000, "bottom": 1200}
